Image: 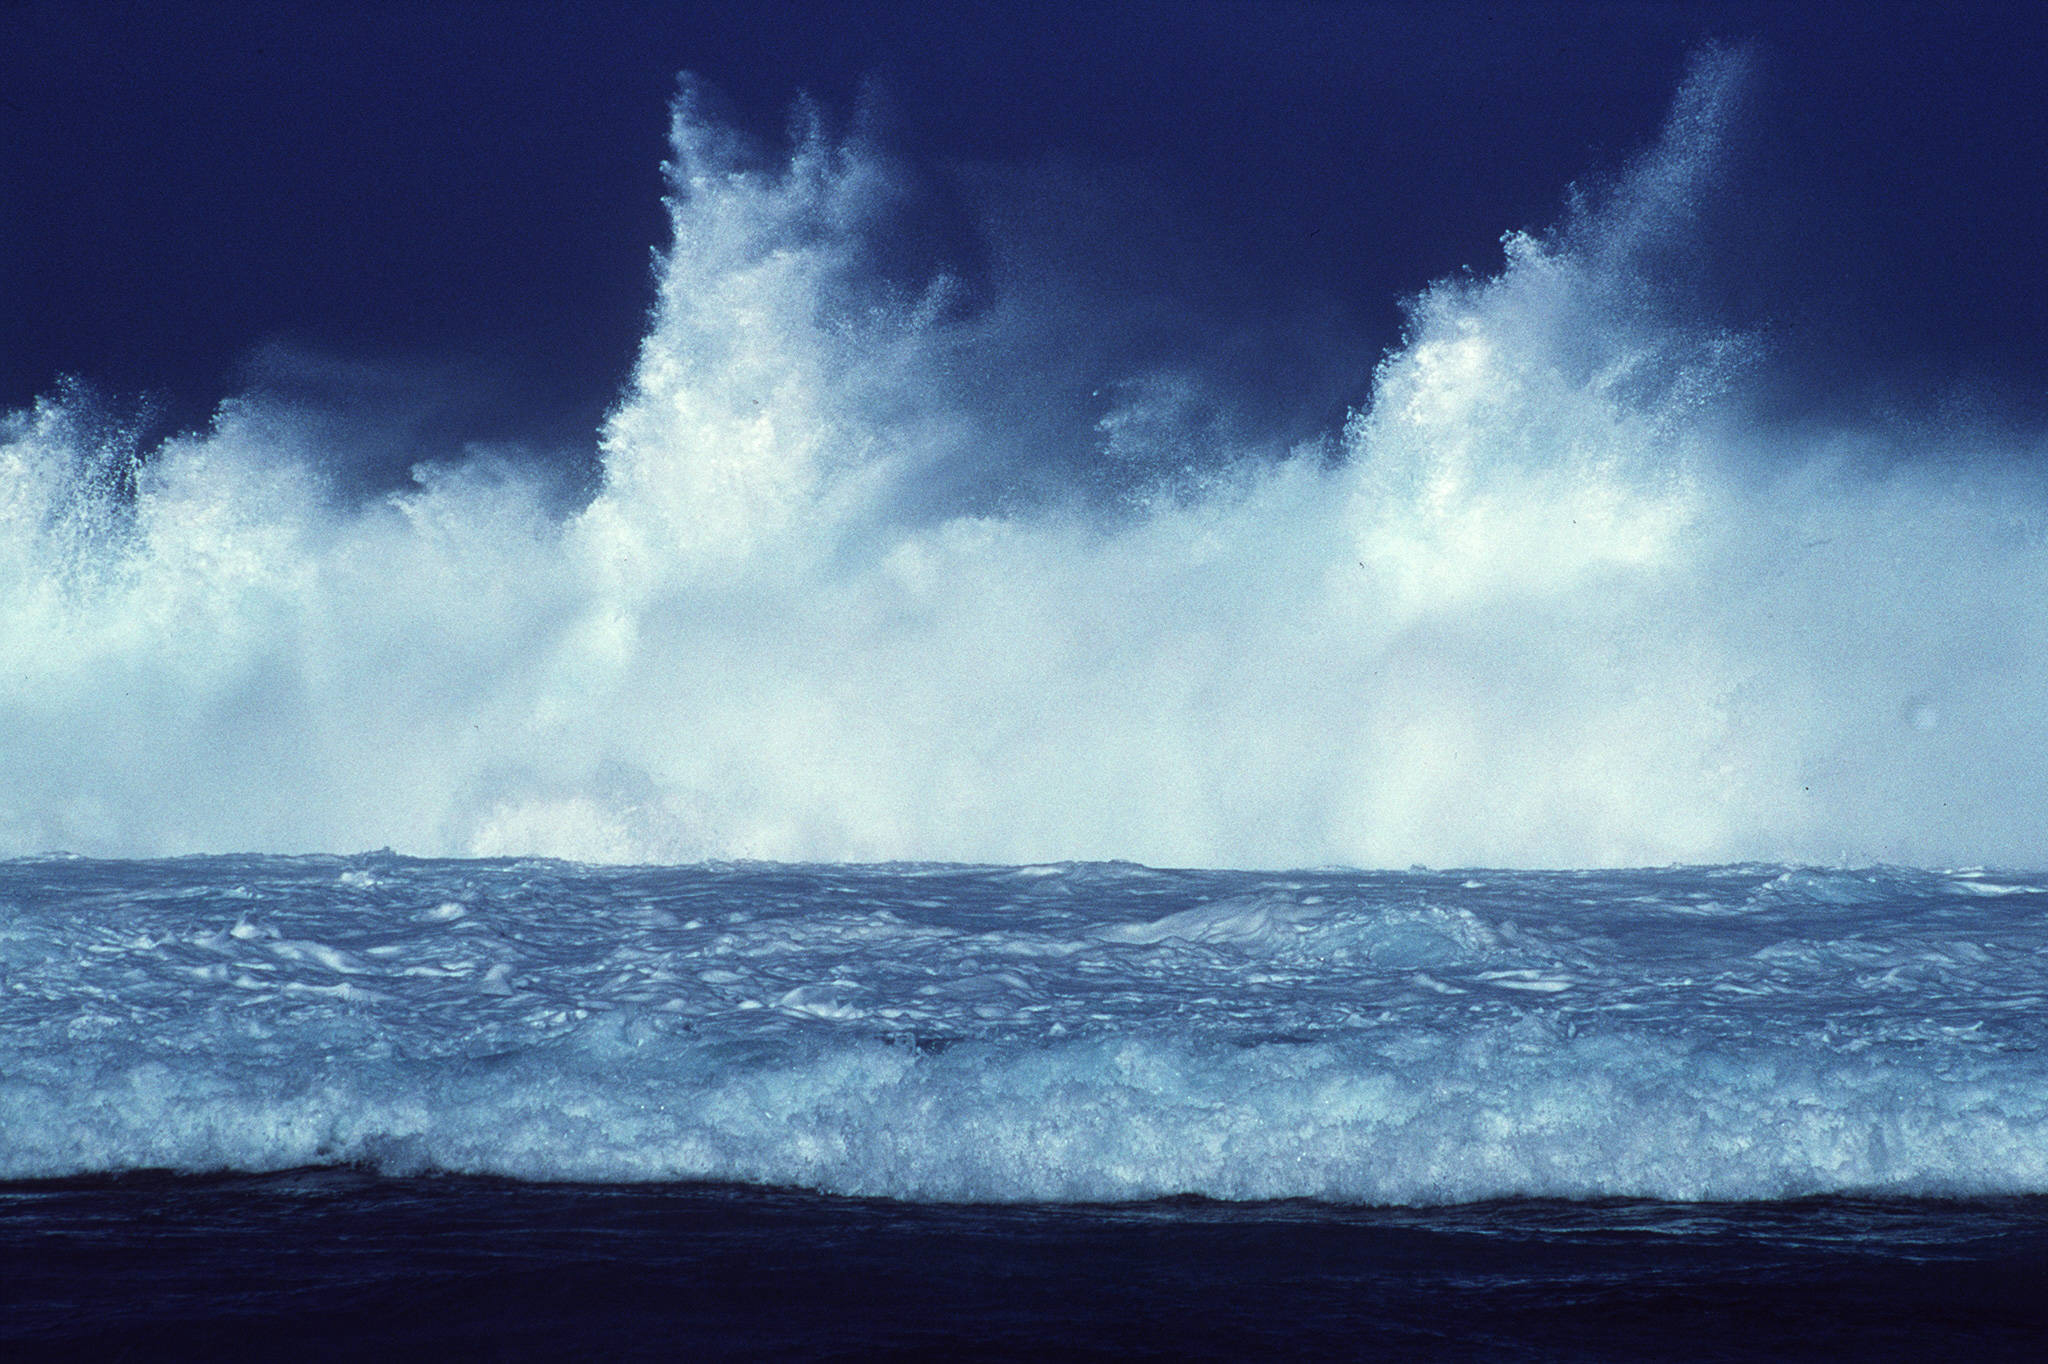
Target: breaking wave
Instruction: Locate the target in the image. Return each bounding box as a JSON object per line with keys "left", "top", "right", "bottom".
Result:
{"left": 4, "top": 51, "right": 2045, "bottom": 868}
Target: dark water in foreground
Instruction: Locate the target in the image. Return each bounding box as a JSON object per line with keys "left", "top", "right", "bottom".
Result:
{"left": 5, "top": 1175, "right": 2046, "bottom": 1359}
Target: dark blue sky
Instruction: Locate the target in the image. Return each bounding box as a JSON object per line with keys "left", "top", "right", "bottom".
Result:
{"left": 5, "top": 1, "right": 2046, "bottom": 470}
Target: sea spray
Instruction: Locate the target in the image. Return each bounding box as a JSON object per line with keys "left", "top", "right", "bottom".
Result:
{"left": 3, "top": 51, "right": 2045, "bottom": 867}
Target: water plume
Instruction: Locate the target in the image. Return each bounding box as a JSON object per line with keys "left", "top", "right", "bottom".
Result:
{"left": 4, "top": 51, "right": 2044, "bottom": 868}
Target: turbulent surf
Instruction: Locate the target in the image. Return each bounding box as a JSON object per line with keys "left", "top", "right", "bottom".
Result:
{"left": 5, "top": 52, "right": 2046, "bottom": 870}
{"left": 7, "top": 856, "right": 2048, "bottom": 1203}
{"left": 4, "top": 51, "right": 2048, "bottom": 1214}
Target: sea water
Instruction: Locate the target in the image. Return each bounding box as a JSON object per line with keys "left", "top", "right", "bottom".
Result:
{"left": 8, "top": 857, "right": 2048, "bottom": 1201}
{"left": 8, "top": 857, "right": 2048, "bottom": 1355}
{"left": 9, "top": 50, "right": 2048, "bottom": 1353}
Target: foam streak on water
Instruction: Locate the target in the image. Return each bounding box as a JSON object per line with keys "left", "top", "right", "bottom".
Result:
{"left": 3, "top": 54, "right": 2047, "bottom": 869}
{"left": 5, "top": 856, "right": 2048, "bottom": 1204}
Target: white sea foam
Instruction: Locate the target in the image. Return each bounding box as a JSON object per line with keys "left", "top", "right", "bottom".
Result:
{"left": 2, "top": 53, "right": 2046, "bottom": 868}
{"left": 7, "top": 859, "right": 2048, "bottom": 1202}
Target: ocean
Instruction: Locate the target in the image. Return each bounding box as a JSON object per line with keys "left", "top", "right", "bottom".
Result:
{"left": 8, "top": 858, "right": 2048, "bottom": 1355}
{"left": 8, "top": 17, "right": 2048, "bottom": 1354}
{"left": 12, "top": 1178, "right": 2048, "bottom": 1358}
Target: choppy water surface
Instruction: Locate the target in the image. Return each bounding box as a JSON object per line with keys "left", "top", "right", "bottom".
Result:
{"left": 7, "top": 856, "right": 2048, "bottom": 1205}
